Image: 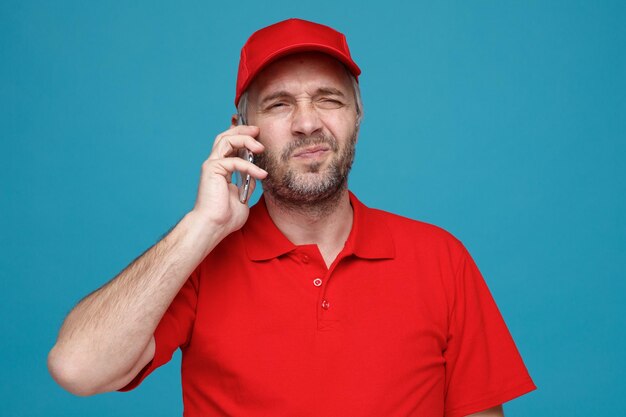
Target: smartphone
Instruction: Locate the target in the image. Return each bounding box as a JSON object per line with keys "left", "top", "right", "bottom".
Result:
{"left": 235, "top": 114, "right": 254, "bottom": 204}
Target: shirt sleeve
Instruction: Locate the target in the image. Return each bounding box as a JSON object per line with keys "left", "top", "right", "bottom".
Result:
{"left": 118, "top": 267, "right": 200, "bottom": 392}
{"left": 443, "top": 247, "right": 536, "bottom": 417}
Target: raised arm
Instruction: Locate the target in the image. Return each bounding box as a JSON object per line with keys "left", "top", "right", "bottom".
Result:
{"left": 47, "top": 125, "right": 266, "bottom": 396}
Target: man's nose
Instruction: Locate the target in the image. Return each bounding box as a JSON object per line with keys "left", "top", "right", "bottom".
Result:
{"left": 291, "top": 102, "right": 323, "bottom": 137}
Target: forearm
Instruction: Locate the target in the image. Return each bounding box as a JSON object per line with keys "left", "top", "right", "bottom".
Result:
{"left": 48, "top": 211, "right": 225, "bottom": 395}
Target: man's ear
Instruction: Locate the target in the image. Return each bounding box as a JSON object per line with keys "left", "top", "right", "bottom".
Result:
{"left": 231, "top": 114, "right": 239, "bottom": 127}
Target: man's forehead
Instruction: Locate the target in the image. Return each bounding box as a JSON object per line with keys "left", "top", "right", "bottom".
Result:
{"left": 247, "top": 52, "right": 353, "bottom": 99}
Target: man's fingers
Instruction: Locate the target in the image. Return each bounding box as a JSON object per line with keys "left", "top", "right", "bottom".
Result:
{"left": 206, "top": 157, "right": 268, "bottom": 180}
{"left": 209, "top": 134, "right": 264, "bottom": 160}
{"left": 212, "top": 125, "right": 260, "bottom": 151}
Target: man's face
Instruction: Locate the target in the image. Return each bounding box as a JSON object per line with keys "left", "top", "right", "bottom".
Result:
{"left": 245, "top": 52, "right": 359, "bottom": 205}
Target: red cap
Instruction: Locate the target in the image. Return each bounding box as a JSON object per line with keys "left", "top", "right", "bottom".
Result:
{"left": 235, "top": 18, "right": 361, "bottom": 107}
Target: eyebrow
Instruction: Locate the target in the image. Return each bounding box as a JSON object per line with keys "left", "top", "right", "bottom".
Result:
{"left": 260, "top": 87, "right": 347, "bottom": 106}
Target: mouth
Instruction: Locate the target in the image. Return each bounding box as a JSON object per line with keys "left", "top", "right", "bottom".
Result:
{"left": 292, "top": 145, "right": 330, "bottom": 159}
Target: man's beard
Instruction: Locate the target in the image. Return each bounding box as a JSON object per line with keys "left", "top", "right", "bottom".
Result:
{"left": 256, "top": 129, "right": 357, "bottom": 208}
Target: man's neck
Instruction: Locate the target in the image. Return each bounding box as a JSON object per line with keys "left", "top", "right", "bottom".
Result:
{"left": 264, "top": 189, "right": 353, "bottom": 268}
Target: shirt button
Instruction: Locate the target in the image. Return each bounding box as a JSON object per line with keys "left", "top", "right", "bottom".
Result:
{"left": 313, "top": 278, "right": 322, "bottom": 287}
{"left": 301, "top": 254, "right": 310, "bottom": 263}
{"left": 321, "top": 299, "right": 330, "bottom": 310}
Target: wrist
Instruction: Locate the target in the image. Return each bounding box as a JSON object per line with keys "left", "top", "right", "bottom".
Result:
{"left": 180, "top": 211, "right": 230, "bottom": 255}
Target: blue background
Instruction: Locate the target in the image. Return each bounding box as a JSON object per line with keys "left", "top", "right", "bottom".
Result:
{"left": 2, "top": 1, "right": 624, "bottom": 415}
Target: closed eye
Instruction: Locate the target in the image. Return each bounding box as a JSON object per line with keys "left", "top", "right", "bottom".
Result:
{"left": 316, "top": 98, "right": 344, "bottom": 109}
{"left": 265, "top": 102, "right": 289, "bottom": 110}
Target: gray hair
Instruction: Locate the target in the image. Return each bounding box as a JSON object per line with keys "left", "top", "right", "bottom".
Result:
{"left": 237, "top": 74, "right": 363, "bottom": 127}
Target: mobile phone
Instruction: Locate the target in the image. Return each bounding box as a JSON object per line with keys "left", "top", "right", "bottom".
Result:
{"left": 235, "top": 114, "right": 254, "bottom": 204}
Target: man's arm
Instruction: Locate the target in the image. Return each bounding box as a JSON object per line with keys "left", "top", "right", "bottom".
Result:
{"left": 47, "top": 125, "right": 266, "bottom": 396}
{"left": 467, "top": 405, "right": 504, "bottom": 417}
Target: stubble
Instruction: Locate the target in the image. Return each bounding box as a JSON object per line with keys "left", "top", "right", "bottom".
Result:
{"left": 256, "top": 129, "right": 357, "bottom": 214}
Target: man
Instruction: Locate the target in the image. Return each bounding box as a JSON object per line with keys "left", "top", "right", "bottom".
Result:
{"left": 48, "top": 18, "right": 535, "bottom": 416}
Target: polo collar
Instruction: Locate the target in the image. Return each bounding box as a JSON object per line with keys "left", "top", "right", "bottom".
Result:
{"left": 347, "top": 192, "right": 396, "bottom": 260}
{"left": 242, "top": 196, "right": 296, "bottom": 261}
{"left": 242, "top": 192, "right": 395, "bottom": 261}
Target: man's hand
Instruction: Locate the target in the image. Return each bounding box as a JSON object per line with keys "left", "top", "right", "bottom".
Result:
{"left": 192, "top": 124, "right": 267, "bottom": 238}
